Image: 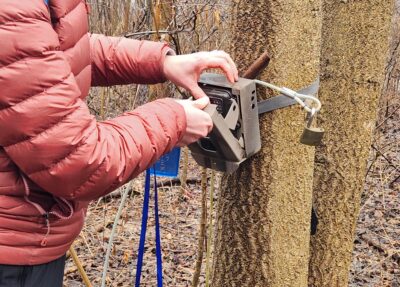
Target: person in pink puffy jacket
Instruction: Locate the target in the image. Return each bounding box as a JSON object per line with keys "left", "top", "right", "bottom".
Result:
{"left": 0, "top": 1, "right": 238, "bottom": 285}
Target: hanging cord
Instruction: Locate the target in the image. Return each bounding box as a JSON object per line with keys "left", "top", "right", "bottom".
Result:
{"left": 135, "top": 169, "right": 163, "bottom": 287}
{"left": 135, "top": 171, "right": 151, "bottom": 287}
{"left": 254, "top": 79, "right": 322, "bottom": 113}
{"left": 153, "top": 169, "right": 163, "bottom": 286}
{"left": 21, "top": 173, "right": 73, "bottom": 246}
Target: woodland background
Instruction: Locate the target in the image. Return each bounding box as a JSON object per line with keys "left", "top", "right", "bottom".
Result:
{"left": 63, "top": 0, "right": 399, "bottom": 286}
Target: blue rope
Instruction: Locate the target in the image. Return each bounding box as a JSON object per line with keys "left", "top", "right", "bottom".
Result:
{"left": 135, "top": 170, "right": 151, "bottom": 287}
{"left": 135, "top": 169, "right": 163, "bottom": 287}
{"left": 153, "top": 169, "right": 163, "bottom": 287}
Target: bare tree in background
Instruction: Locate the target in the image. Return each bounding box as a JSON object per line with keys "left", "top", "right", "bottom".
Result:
{"left": 379, "top": 0, "right": 400, "bottom": 127}
{"left": 308, "top": 1, "right": 394, "bottom": 286}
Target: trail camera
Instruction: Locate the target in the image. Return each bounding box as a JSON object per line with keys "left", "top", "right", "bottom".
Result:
{"left": 188, "top": 73, "right": 322, "bottom": 173}
{"left": 188, "top": 73, "right": 261, "bottom": 173}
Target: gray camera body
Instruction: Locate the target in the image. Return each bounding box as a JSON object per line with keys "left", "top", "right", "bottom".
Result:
{"left": 188, "top": 73, "right": 261, "bottom": 173}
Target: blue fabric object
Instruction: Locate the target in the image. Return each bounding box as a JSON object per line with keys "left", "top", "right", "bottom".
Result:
{"left": 150, "top": 147, "right": 181, "bottom": 178}
{"left": 44, "top": 0, "right": 49, "bottom": 5}
{"left": 135, "top": 169, "right": 163, "bottom": 287}
{"left": 135, "top": 149, "right": 180, "bottom": 285}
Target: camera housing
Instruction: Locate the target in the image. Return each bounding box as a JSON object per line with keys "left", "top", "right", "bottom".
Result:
{"left": 188, "top": 73, "right": 261, "bottom": 173}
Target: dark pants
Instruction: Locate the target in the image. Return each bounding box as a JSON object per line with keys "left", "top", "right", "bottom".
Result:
{"left": 0, "top": 255, "right": 65, "bottom": 287}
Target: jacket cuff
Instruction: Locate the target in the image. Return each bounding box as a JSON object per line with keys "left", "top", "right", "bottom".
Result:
{"left": 157, "top": 98, "right": 186, "bottom": 144}
{"left": 158, "top": 45, "right": 176, "bottom": 83}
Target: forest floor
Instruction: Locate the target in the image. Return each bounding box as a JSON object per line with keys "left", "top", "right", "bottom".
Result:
{"left": 64, "top": 110, "right": 399, "bottom": 287}
{"left": 349, "top": 108, "right": 399, "bottom": 287}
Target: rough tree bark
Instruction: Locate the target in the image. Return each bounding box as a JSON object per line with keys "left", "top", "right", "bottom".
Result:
{"left": 212, "top": 1, "right": 321, "bottom": 286}
{"left": 379, "top": 0, "right": 400, "bottom": 126}
{"left": 148, "top": 0, "right": 172, "bottom": 101}
{"left": 308, "top": 1, "right": 394, "bottom": 286}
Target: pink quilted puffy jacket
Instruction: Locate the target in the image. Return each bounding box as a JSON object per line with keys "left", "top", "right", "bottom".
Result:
{"left": 0, "top": 0, "right": 186, "bottom": 265}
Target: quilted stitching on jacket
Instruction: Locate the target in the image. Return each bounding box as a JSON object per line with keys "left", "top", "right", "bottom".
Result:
{"left": 0, "top": 0, "right": 186, "bottom": 265}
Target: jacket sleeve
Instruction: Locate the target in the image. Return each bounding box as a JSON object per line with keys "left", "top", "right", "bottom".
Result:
{"left": 90, "top": 34, "right": 174, "bottom": 86}
{"left": 0, "top": 2, "right": 186, "bottom": 201}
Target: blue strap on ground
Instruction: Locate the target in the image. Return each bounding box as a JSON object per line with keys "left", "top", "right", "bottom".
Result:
{"left": 135, "top": 169, "right": 163, "bottom": 287}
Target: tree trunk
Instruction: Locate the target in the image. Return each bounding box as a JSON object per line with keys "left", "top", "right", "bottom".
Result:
{"left": 308, "top": 1, "right": 394, "bottom": 286}
{"left": 378, "top": 0, "right": 400, "bottom": 127}
{"left": 149, "top": 1, "right": 172, "bottom": 101}
{"left": 212, "top": 1, "right": 321, "bottom": 286}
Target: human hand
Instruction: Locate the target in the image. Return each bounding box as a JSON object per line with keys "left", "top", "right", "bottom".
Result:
{"left": 175, "top": 97, "right": 213, "bottom": 146}
{"left": 163, "top": 51, "right": 239, "bottom": 99}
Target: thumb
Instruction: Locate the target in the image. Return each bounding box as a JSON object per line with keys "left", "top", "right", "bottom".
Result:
{"left": 189, "top": 85, "right": 207, "bottom": 99}
{"left": 192, "top": 96, "right": 210, "bottom": 110}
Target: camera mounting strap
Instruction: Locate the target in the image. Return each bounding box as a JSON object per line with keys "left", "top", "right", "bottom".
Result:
{"left": 254, "top": 78, "right": 324, "bottom": 146}
{"left": 257, "top": 78, "right": 320, "bottom": 115}
{"left": 255, "top": 77, "right": 321, "bottom": 235}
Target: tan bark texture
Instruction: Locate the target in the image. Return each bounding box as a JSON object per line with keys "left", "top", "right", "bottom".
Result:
{"left": 308, "top": 1, "right": 394, "bottom": 286}
{"left": 212, "top": 0, "right": 321, "bottom": 286}
{"left": 149, "top": 1, "right": 171, "bottom": 101}
{"left": 379, "top": 0, "right": 400, "bottom": 126}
